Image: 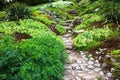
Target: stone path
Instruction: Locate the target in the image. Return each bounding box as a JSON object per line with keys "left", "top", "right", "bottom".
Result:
{"left": 61, "top": 20, "right": 112, "bottom": 80}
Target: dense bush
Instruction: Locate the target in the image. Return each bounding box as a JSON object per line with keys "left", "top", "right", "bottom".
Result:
{"left": 32, "top": 12, "right": 54, "bottom": 26}
{"left": 0, "top": 31, "right": 67, "bottom": 80}
{"left": 55, "top": 24, "right": 66, "bottom": 35}
{"left": 6, "top": 2, "right": 31, "bottom": 21}
{"left": 74, "top": 14, "right": 102, "bottom": 31}
{"left": 99, "top": 1, "right": 120, "bottom": 24}
{"left": 0, "top": 0, "right": 6, "bottom": 10}
{"left": 73, "top": 27, "right": 112, "bottom": 50}
{"left": 0, "top": 11, "right": 6, "bottom": 21}
{"left": 15, "top": 0, "right": 53, "bottom": 6}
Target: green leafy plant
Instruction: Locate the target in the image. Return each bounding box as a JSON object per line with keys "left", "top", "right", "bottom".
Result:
{"left": 73, "top": 35, "right": 100, "bottom": 50}
{"left": 73, "top": 27, "right": 112, "bottom": 50}
{"left": 74, "top": 14, "right": 102, "bottom": 30}
{"left": 55, "top": 24, "right": 66, "bottom": 35}
{"left": 0, "top": 31, "right": 67, "bottom": 80}
{"left": 6, "top": 2, "right": 31, "bottom": 21}
{"left": 111, "top": 49, "right": 120, "bottom": 62}
{"left": 0, "top": 19, "right": 49, "bottom": 35}
{"left": 0, "top": 11, "right": 6, "bottom": 21}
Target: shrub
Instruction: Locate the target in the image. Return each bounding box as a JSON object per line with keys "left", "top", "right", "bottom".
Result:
{"left": 16, "top": 0, "right": 53, "bottom": 6}
{"left": 0, "top": 0, "right": 6, "bottom": 10}
{"left": 55, "top": 24, "right": 66, "bottom": 35}
{"left": 100, "top": 1, "right": 120, "bottom": 24}
{"left": 0, "top": 11, "right": 6, "bottom": 21}
{"left": 112, "top": 63, "right": 120, "bottom": 79}
{"left": 6, "top": 2, "right": 31, "bottom": 21}
{"left": 73, "top": 35, "right": 100, "bottom": 50}
{"left": 74, "top": 14, "right": 102, "bottom": 30}
{"left": 0, "top": 19, "right": 49, "bottom": 35}
{"left": 73, "top": 27, "right": 112, "bottom": 50}
{"left": 0, "top": 31, "right": 67, "bottom": 80}
{"left": 111, "top": 49, "right": 120, "bottom": 62}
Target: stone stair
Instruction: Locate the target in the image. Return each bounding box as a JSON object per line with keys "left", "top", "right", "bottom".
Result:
{"left": 61, "top": 20, "right": 73, "bottom": 50}
{"left": 61, "top": 20, "right": 112, "bottom": 80}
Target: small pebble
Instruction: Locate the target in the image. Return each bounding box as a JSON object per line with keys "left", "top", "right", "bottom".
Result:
{"left": 88, "top": 61, "right": 94, "bottom": 65}
{"left": 94, "top": 68, "right": 101, "bottom": 72}
{"left": 106, "top": 72, "right": 112, "bottom": 77}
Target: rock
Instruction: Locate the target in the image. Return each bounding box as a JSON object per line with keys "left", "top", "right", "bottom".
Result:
{"left": 61, "top": 23, "right": 70, "bottom": 26}
{"left": 87, "top": 65, "right": 95, "bottom": 69}
{"left": 89, "top": 57, "right": 94, "bottom": 61}
{"left": 82, "top": 76, "right": 90, "bottom": 80}
{"left": 63, "top": 33, "right": 71, "bottom": 38}
{"left": 81, "top": 55, "right": 86, "bottom": 58}
{"left": 64, "top": 26, "right": 72, "bottom": 30}
{"left": 74, "top": 30, "right": 84, "bottom": 34}
{"left": 78, "top": 73, "right": 84, "bottom": 77}
{"left": 68, "top": 30, "right": 71, "bottom": 33}
{"left": 77, "top": 60, "right": 83, "bottom": 64}
{"left": 65, "top": 43, "right": 73, "bottom": 46}
{"left": 65, "top": 40, "right": 72, "bottom": 43}
{"left": 88, "top": 71, "right": 94, "bottom": 74}
{"left": 98, "top": 56, "right": 102, "bottom": 60}
{"left": 95, "top": 60, "right": 99, "bottom": 63}
{"left": 66, "top": 20, "right": 72, "bottom": 23}
{"left": 111, "top": 68, "right": 115, "bottom": 72}
{"left": 95, "top": 51, "right": 99, "bottom": 54}
{"left": 72, "top": 64, "right": 79, "bottom": 70}
{"left": 80, "top": 51, "right": 84, "bottom": 54}
{"left": 104, "top": 77, "right": 109, "bottom": 80}
{"left": 94, "top": 63, "right": 101, "bottom": 67}
{"left": 102, "top": 63, "right": 107, "bottom": 68}
{"left": 66, "top": 46, "right": 72, "bottom": 49}
{"left": 88, "top": 61, "right": 94, "bottom": 65}
{"left": 80, "top": 65, "right": 86, "bottom": 70}
{"left": 111, "top": 58, "right": 116, "bottom": 63}
{"left": 99, "top": 71, "right": 104, "bottom": 76}
{"left": 94, "top": 68, "right": 101, "bottom": 72}
{"left": 65, "top": 65, "right": 71, "bottom": 70}
{"left": 106, "top": 72, "right": 112, "bottom": 77}
{"left": 83, "top": 57, "right": 88, "bottom": 61}
{"left": 89, "top": 54, "right": 92, "bottom": 57}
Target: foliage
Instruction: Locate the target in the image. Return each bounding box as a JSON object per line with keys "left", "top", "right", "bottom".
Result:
{"left": 74, "top": 14, "right": 102, "bottom": 30}
{"left": 73, "top": 35, "right": 100, "bottom": 50}
{"left": 47, "top": 7, "right": 73, "bottom": 20}
{"left": 0, "top": 19, "right": 49, "bottom": 35}
{"left": 0, "top": 11, "right": 6, "bottom": 21}
{"left": 32, "top": 15, "right": 54, "bottom": 26}
{"left": 73, "top": 27, "right": 112, "bottom": 50}
{"left": 15, "top": 0, "right": 53, "bottom": 6}
{"left": 0, "top": 21, "right": 17, "bottom": 34}
{"left": 111, "top": 49, "right": 120, "bottom": 62}
{"left": 51, "top": 1, "right": 73, "bottom": 9}
{"left": 0, "top": 0, "right": 6, "bottom": 10}
{"left": 55, "top": 24, "right": 66, "bottom": 35}
{"left": 99, "top": 1, "right": 120, "bottom": 24}
{"left": 78, "top": 0, "right": 90, "bottom": 8}
{"left": 112, "top": 63, "right": 120, "bottom": 79}
{"left": 0, "top": 31, "right": 67, "bottom": 80}
{"left": 6, "top": 2, "right": 31, "bottom": 21}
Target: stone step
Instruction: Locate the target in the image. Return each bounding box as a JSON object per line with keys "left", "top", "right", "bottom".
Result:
{"left": 65, "top": 20, "right": 72, "bottom": 23}
{"left": 64, "top": 40, "right": 72, "bottom": 43}
{"left": 67, "top": 30, "right": 72, "bottom": 33}
{"left": 62, "top": 33, "right": 71, "bottom": 38}
{"left": 64, "top": 26, "right": 72, "bottom": 30}
{"left": 66, "top": 46, "right": 72, "bottom": 49}
{"left": 74, "top": 30, "right": 84, "bottom": 34}
{"left": 65, "top": 43, "right": 73, "bottom": 47}
{"left": 61, "top": 23, "right": 70, "bottom": 26}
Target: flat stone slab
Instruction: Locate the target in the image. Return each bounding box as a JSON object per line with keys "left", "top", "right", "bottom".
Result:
{"left": 74, "top": 30, "right": 84, "bottom": 34}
